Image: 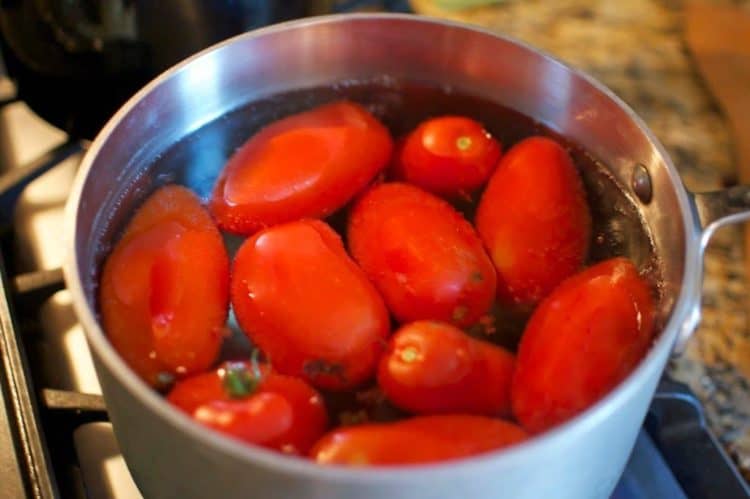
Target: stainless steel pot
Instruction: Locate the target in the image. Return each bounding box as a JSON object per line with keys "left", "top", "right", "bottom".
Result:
{"left": 63, "top": 14, "right": 750, "bottom": 499}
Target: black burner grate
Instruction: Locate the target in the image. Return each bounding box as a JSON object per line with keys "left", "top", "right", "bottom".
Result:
{"left": 1, "top": 249, "right": 58, "bottom": 498}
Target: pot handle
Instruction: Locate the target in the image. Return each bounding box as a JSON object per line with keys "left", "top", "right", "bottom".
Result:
{"left": 673, "top": 186, "right": 750, "bottom": 352}
{"left": 692, "top": 185, "right": 750, "bottom": 246}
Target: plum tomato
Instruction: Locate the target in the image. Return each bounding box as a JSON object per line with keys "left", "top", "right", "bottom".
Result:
{"left": 210, "top": 100, "right": 393, "bottom": 235}
{"left": 392, "top": 116, "right": 501, "bottom": 197}
{"left": 348, "top": 182, "right": 496, "bottom": 327}
{"left": 377, "top": 321, "right": 514, "bottom": 416}
{"left": 511, "top": 257, "right": 655, "bottom": 434}
{"left": 231, "top": 219, "right": 390, "bottom": 390}
{"left": 168, "top": 360, "right": 327, "bottom": 455}
{"left": 99, "top": 185, "right": 229, "bottom": 387}
{"left": 475, "top": 136, "right": 592, "bottom": 309}
{"left": 311, "top": 414, "right": 527, "bottom": 466}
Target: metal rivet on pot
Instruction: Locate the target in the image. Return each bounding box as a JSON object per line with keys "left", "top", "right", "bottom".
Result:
{"left": 632, "top": 164, "right": 652, "bottom": 204}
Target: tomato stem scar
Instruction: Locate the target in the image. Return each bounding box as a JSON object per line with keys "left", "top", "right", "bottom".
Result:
{"left": 452, "top": 305, "right": 469, "bottom": 322}
{"left": 456, "top": 136, "right": 472, "bottom": 151}
{"left": 400, "top": 346, "right": 419, "bottom": 363}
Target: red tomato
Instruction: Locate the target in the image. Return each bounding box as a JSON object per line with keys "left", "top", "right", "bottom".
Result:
{"left": 311, "top": 415, "right": 527, "bottom": 466}
{"left": 348, "top": 182, "right": 496, "bottom": 327}
{"left": 378, "top": 321, "right": 514, "bottom": 416}
{"left": 393, "top": 116, "right": 501, "bottom": 197}
{"left": 231, "top": 219, "right": 390, "bottom": 390}
{"left": 99, "top": 185, "right": 229, "bottom": 387}
{"left": 475, "top": 136, "right": 592, "bottom": 308}
{"left": 168, "top": 361, "right": 327, "bottom": 454}
{"left": 210, "top": 100, "right": 393, "bottom": 235}
{"left": 511, "top": 257, "right": 655, "bottom": 434}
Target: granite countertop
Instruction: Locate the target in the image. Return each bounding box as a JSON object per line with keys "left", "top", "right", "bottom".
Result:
{"left": 411, "top": 0, "right": 750, "bottom": 478}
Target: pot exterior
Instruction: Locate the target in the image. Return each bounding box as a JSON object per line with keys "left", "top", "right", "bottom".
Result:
{"left": 93, "top": 335, "right": 668, "bottom": 499}
{"left": 67, "top": 14, "right": 697, "bottom": 499}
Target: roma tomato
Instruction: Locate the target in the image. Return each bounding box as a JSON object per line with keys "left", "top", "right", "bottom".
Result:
{"left": 99, "top": 185, "right": 229, "bottom": 387}
{"left": 348, "top": 182, "right": 496, "bottom": 327}
{"left": 231, "top": 219, "right": 390, "bottom": 390}
{"left": 311, "top": 415, "right": 527, "bottom": 466}
{"left": 211, "top": 100, "right": 393, "bottom": 235}
{"left": 475, "top": 136, "right": 592, "bottom": 308}
{"left": 511, "top": 257, "right": 655, "bottom": 434}
{"left": 378, "top": 321, "right": 514, "bottom": 416}
{"left": 393, "top": 116, "right": 501, "bottom": 197}
{"left": 168, "top": 360, "right": 327, "bottom": 454}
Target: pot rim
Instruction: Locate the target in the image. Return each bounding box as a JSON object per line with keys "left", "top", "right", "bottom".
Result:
{"left": 63, "top": 12, "right": 700, "bottom": 482}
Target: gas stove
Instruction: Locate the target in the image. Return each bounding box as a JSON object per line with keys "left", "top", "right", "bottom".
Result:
{"left": 0, "top": 5, "right": 749, "bottom": 499}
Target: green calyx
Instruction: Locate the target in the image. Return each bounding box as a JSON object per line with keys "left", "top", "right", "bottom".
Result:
{"left": 223, "top": 349, "right": 264, "bottom": 399}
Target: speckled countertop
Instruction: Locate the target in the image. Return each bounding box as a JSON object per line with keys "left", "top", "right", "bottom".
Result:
{"left": 411, "top": 0, "right": 750, "bottom": 477}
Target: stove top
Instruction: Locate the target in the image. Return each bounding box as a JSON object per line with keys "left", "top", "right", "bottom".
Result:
{"left": 0, "top": 3, "right": 749, "bottom": 498}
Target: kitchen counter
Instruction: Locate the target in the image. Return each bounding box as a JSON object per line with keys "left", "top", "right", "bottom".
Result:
{"left": 411, "top": 0, "right": 750, "bottom": 477}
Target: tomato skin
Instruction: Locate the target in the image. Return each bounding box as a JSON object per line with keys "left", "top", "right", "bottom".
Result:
{"left": 377, "top": 321, "right": 514, "bottom": 416}
{"left": 311, "top": 415, "right": 527, "bottom": 466}
{"left": 210, "top": 100, "right": 393, "bottom": 235}
{"left": 511, "top": 257, "right": 655, "bottom": 434}
{"left": 348, "top": 182, "right": 496, "bottom": 327}
{"left": 475, "top": 136, "right": 591, "bottom": 308}
{"left": 231, "top": 219, "right": 390, "bottom": 390}
{"left": 99, "top": 185, "right": 229, "bottom": 387}
{"left": 168, "top": 362, "right": 327, "bottom": 454}
{"left": 393, "top": 116, "right": 501, "bottom": 197}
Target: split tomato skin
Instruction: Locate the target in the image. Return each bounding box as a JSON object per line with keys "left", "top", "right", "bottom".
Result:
{"left": 393, "top": 116, "right": 502, "bottom": 197}
{"left": 99, "top": 185, "right": 229, "bottom": 387}
{"left": 168, "top": 361, "right": 327, "bottom": 455}
{"left": 475, "top": 136, "right": 592, "bottom": 308}
{"left": 311, "top": 415, "right": 527, "bottom": 466}
{"left": 377, "top": 321, "right": 514, "bottom": 416}
{"left": 231, "top": 219, "right": 391, "bottom": 391}
{"left": 347, "top": 182, "right": 496, "bottom": 327}
{"left": 511, "top": 257, "right": 655, "bottom": 434}
{"left": 210, "top": 100, "right": 393, "bottom": 235}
